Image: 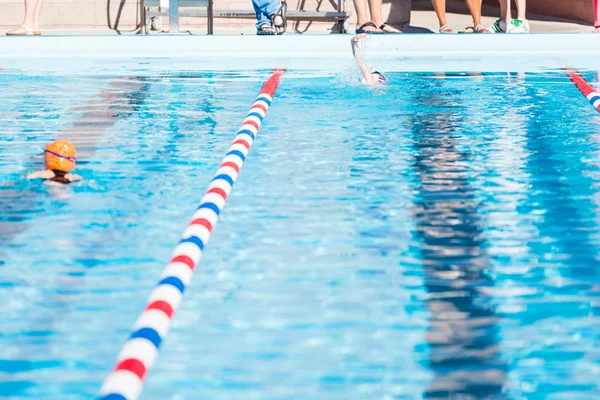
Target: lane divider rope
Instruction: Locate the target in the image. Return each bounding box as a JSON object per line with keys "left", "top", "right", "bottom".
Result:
{"left": 98, "top": 69, "right": 285, "bottom": 400}
{"left": 563, "top": 68, "right": 600, "bottom": 113}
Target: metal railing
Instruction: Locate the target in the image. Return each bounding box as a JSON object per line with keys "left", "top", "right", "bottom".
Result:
{"left": 142, "top": 0, "right": 349, "bottom": 34}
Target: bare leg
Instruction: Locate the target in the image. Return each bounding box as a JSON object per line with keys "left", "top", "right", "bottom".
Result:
{"left": 500, "top": 0, "right": 511, "bottom": 22}
{"left": 368, "top": 0, "right": 383, "bottom": 26}
{"left": 465, "top": 0, "right": 482, "bottom": 26}
{"left": 431, "top": 0, "right": 448, "bottom": 27}
{"left": 33, "top": 0, "right": 43, "bottom": 32}
{"left": 22, "top": 0, "right": 41, "bottom": 30}
{"left": 353, "top": 0, "right": 381, "bottom": 32}
{"left": 499, "top": 0, "right": 507, "bottom": 20}
{"left": 515, "top": 0, "right": 526, "bottom": 20}
{"left": 369, "top": 0, "right": 400, "bottom": 31}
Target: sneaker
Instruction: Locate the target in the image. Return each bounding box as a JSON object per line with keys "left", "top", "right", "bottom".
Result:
{"left": 488, "top": 18, "right": 508, "bottom": 33}
{"left": 509, "top": 19, "right": 530, "bottom": 33}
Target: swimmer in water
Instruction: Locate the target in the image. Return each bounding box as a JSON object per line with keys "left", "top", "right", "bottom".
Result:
{"left": 27, "top": 140, "right": 82, "bottom": 185}
{"left": 351, "top": 34, "right": 388, "bottom": 85}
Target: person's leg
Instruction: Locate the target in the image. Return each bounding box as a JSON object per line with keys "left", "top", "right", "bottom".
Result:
{"left": 368, "top": 0, "right": 401, "bottom": 32}
{"left": 354, "top": 0, "right": 369, "bottom": 31}
{"left": 253, "top": 0, "right": 269, "bottom": 30}
{"left": 499, "top": 0, "right": 507, "bottom": 20}
{"left": 252, "top": 0, "right": 274, "bottom": 30}
{"left": 33, "top": 0, "right": 43, "bottom": 32}
{"left": 431, "top": 0, "right": 448, "bottom": 28}
{"left": 22, "top": 0, "right": 41, "bottom": 30}
{"left": 368, "top": 0, "right": 383, "bottom": 26}
{"left": 501, "top": 0, "right": 511, "bottom": 22}
{"left": 487, "top": 0, "right": 507, "bottom": 32}
{"left": 515, "top": 0, "right": 526, "bottom": 20}
{"left": 465, "top": 0, "right": 482, "bottom": 26}
{"left": 6, "top": 0, "right": 40, "bottom": 34}
{"left": 509, "top": 0, "right": 529, "bottom": 32}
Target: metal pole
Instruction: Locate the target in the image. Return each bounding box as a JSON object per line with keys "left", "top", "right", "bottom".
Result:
{"left": 207, "top": 0, "right": 213, "bottom": 34}
{"left": 169, "top": 0, "right": 179, "bottom": 33}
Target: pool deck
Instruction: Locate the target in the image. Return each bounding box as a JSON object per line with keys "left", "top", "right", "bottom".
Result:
{"left": 0, "top": 0, "right": 597, "bottom": 35}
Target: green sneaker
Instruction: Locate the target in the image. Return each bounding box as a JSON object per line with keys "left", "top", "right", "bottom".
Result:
{"left": 509, "top": 19, "right": 530, "bottom": 33}
{"left": 488, "top": 18, "right": 507, "bottom": 33}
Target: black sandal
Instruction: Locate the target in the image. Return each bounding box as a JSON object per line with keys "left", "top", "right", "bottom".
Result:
{"left": 269, "top": 1, "right": 287, "bottom": 35}
{"left": 257, "top": 23, "right": 276, "bottom": 35}
{"left": 379, "top": 23, "right": 402, "bottom": 33}
{"left": 356, "top": 22, "right": 384, "bottom": 34}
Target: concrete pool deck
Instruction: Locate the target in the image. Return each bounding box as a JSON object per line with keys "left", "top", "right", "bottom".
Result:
{"left": 0, "top": 0, "right": 597, "bottom": 35}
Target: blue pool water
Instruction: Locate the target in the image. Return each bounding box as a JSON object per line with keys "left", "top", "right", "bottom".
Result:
{"left": 1, "top": 68, "right": 600, "bottom": 399}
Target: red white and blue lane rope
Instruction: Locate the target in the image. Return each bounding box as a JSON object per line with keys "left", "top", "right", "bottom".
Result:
{"left": 98, "top": 69, "right": 285, "bottom": 400}
{"left": 563, "top": 68, "right": 600, "bottom": 113}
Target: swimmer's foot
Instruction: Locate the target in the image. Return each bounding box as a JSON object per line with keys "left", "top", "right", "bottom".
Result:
{"left": 356, "top": 22, "right": 383, "bottom": 34}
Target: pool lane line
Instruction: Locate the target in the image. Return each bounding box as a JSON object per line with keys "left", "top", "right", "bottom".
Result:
{"left": 563, "top": 68, "right": 600, "bottom": 113}
{"left": 98, "top": 69, "right": 285, "bottom": 400}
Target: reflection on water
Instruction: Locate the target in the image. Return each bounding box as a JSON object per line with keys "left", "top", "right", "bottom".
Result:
{"left": 410, "top": 78, "right": 506, "bottom": 399}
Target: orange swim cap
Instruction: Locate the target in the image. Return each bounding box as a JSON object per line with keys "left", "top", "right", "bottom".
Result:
{"left": 44, "top": 140, "right": 76, "bottom": 172}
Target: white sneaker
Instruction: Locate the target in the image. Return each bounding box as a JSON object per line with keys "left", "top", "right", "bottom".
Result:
{"left": 508, "top": 19, "right": 530, "bottom": 33}
{"left": 488, "top": 18, "right": 508, "bottom": 33}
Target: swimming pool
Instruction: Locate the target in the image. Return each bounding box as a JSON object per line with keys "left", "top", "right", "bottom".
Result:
{"left": 1, "top": 35, "right": 600, "bottom": 400}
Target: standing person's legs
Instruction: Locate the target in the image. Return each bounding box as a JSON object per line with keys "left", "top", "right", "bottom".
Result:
{"left": 368, "top": 0, "right": 401, "bottom": 32}
{"left": 499, "top": 0, "right": 507, "bottom": 21}
{"left": 431, "top": 0, "right": 451, "bottom": 31}
{"left": 353, "top": 0, "right": 382, "bottom": 33}
{"left": 22, "top": 0, "right": 40, "bottom": 30}
{"left": 6, "top": 0, "right": 41, "bottom": 35}
{"left": 509, "top": 0, "right": 529, "bottom": 32}
{"left": 253, "top": 0, "right": 270, "bottom": 30}
{"left": 464, "top": 0, "right": 482, "bottom": 27}
{"left": 253, "top": 0, "right": 281, "bottom": 32}
{"left": 487, "top": 0, "right": 508, "bottom": 32}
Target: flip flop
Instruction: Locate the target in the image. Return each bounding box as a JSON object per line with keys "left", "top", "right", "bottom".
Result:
{"left": 379, "top": 23, "right": 402, "bottom": 33}
{"left": 460, "top": 24, "right": 491, "bottom": 33}
{"left": 356, "top": 22, "right": 383, "bottom": 34}
{"left": 257, "top": 23, "right": 276, "bottom": 35}
{"left": 438, "top": 24, "right": 454, "bottom": 34}
{"left": 269, "top": 1, "right": 287, "bottom": 35}
{"left": 6, "top": 26, "right": 34, "bottom": 36}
